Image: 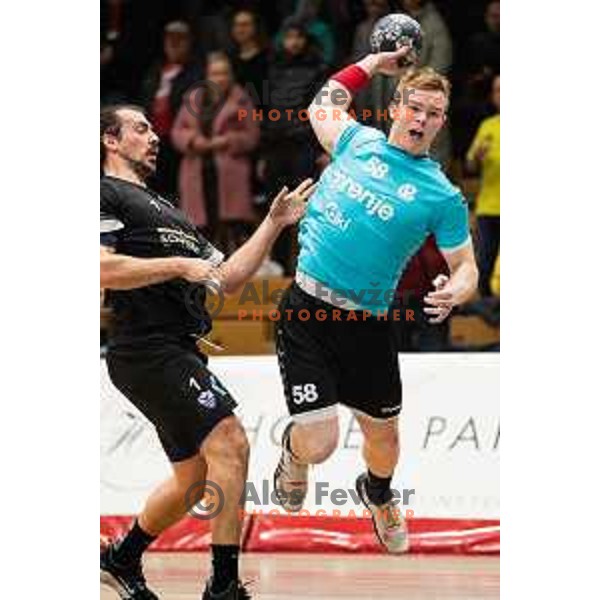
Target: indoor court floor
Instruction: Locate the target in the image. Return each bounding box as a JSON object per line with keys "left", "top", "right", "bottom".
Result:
{"left": 100, "top": 552, "right": 500, "bottom": 599}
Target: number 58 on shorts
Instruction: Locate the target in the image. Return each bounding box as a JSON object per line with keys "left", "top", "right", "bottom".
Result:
{"left": 292, "top": 383, "right": 319, "bottom": 405}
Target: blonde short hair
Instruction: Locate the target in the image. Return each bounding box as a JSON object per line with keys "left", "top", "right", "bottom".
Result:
{"left": 395, "top": 67, "right": 451, "bottom": 104}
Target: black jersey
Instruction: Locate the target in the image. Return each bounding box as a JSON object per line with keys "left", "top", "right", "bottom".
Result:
{"left": 100, "top": 176, "right": 224, "bottom": 343}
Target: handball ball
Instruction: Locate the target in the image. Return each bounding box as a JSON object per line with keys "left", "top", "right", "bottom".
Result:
{"left": 370, "top": 13, "right": 423, "bottom": 61}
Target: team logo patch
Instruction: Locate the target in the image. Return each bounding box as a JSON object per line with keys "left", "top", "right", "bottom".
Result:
{"left": 196, "top": 389, "right": 217, "bottom": 409}
{"left": 397, "top": 183, "right": 417, "bottom": 202}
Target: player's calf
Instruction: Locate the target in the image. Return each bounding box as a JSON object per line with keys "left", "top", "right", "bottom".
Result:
{"left": 201, "top": 417, "right": 250, "bottom": 595}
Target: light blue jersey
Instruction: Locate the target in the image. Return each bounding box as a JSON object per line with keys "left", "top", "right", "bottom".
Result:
{"left": 297, "top": 121, "right": 470, "bottom": 312}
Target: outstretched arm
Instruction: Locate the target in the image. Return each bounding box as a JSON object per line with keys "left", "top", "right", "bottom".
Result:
{"left": 217, "top": 179, "right": 317, "bottom": 294}
{"left": 100, "top": 179, "right": 317, "bottom": 293}
{"left": 100, "top": 247, "right": 218, "bottom": 290}
{"left": 308, "top": 47, "right": 413, "bottom": 153}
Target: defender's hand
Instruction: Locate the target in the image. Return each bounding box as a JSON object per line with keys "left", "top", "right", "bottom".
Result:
{"left": 177, "top": 258, "right": 220, "bottom": 283}
{"left": 268, "top": 178, "right": 318, "bottom": 227}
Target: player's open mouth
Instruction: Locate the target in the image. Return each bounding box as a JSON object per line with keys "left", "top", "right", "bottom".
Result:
{"left": 408, "top": 129, "right": 424, "bottom": 141}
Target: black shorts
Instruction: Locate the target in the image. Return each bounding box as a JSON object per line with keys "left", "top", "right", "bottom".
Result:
{"left": 106, "top": 335, "right": 237, "bottom": 462}
{"left": 276, "top": 283, "right": 402, "bottom": 422}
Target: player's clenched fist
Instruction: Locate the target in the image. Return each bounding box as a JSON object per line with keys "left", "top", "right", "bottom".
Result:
{"left": 374, "top": 45, "right": 416, "bottom": 76}
{"left": 360, "top": 46, "right": 416, "bottom": 78}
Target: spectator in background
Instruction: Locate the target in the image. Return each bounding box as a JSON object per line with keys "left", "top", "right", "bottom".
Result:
{"left": 100, "top": 0, "right": 168, "bottom": 103}
{"left": 140, "top": 21, "right": 202, "bottom": 199}
{"left": 101, "top": 0, "right": 131, "bottom": 103}
{"left": 101, "top": 35, "right": 120, "bottom": 104}
{"left": 259, "top": 17, "right": 328, "bottom": 273}
{"left": 229, "top": 10, "right": 270, "bottom": 109}
{"left": 465, "top": 0, "right": 500, "bottom": 81}
{"left": 401, "top": 0, "right": 453, "bottom": 166}
{"left": 247, "top": 0, "right": 298, "bottom": 36}
{"left": 276, "top": 0, "right": 336, "bottom": 66}
{"left": 351, "top": 0, "right": 392, "bottom": 59}
{"left": 171, "top": 52, "right": 260, "bottom": 254}
{"left": 466, "top": 75, "right": 500, "bottom": 298}
{"left": 228, "top": 9, "right": 271, "bottom": 243}
{"left": 179, "top": 0, "right": 232, "bottom": 64}
{"left": 400, "top": 0, "right": 452, "bottom": 74}
{"left": 321, "top": 0, "right": 357, "bottom": 64}
{"left": 350, "top": 0, "right": 397, "bottom": 132}
{"left": 452, "top": 1, "right": 500, "bottom": 157}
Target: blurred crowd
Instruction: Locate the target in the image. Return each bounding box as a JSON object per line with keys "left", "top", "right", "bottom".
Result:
{"left": 101, "top": 0, "right": 500, "bottom": 349}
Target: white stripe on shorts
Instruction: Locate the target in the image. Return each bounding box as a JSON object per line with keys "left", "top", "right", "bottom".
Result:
{"left": 291, "top": 405, "right": 338, "bottom": 424}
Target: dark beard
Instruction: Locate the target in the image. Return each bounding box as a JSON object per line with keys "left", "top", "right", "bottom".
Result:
{"left": 123, "top": 154, "right": 155, "bottom": 182}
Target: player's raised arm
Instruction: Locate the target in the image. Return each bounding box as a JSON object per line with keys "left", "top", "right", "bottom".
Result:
{"left": 308, "top": 46, "right": 414, "bottom": 154}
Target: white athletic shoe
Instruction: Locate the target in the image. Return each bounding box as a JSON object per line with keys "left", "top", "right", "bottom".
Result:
{"left": 356, "top": 473, "right": 410, "bottom": 553}
{"left": 273, "top": 423, "right": 309, "bottom": 512}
